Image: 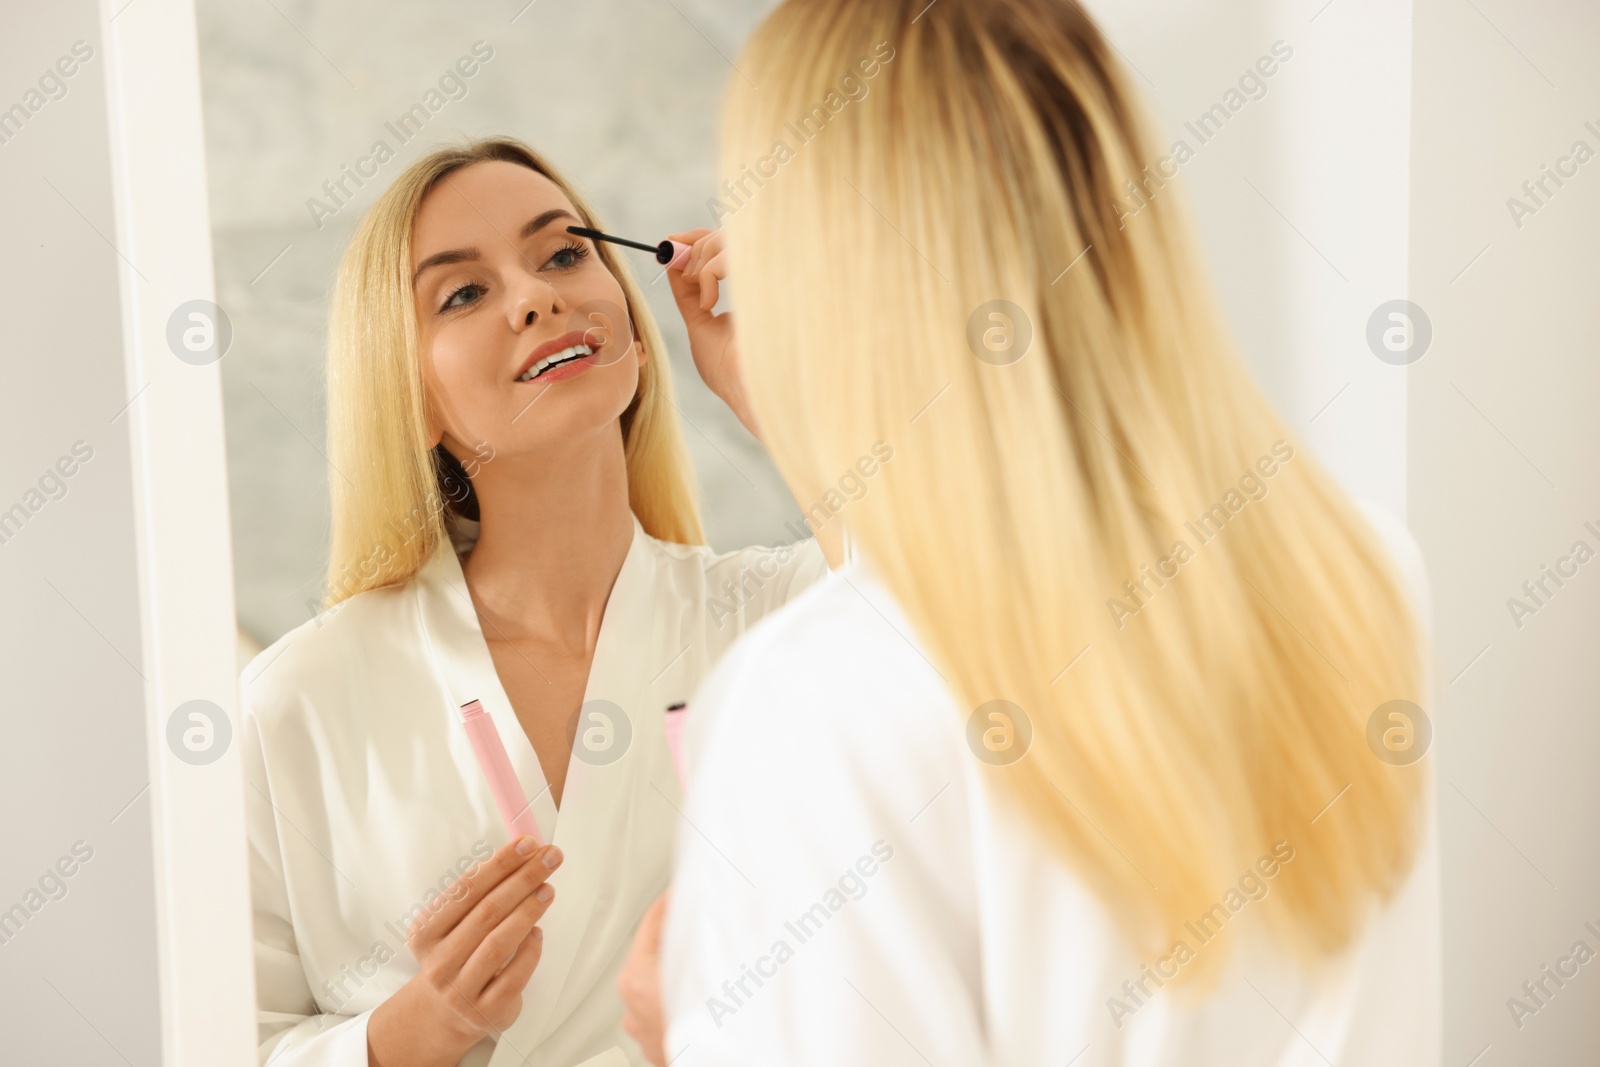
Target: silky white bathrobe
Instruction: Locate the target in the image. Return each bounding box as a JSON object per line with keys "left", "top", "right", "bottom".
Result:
{"left": 240, "top": 513, "right": 825, "bottom": 1067}
{"left": 660, "top": 502, "right": 1442, "bottom": 1066}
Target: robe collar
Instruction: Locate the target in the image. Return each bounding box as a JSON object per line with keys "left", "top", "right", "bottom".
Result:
{"left": 412, "top": 510, "right": 666, "bottom": 1052}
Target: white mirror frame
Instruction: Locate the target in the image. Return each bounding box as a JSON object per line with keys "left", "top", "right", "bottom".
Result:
{"left": 102, "top": 0, "right": 257, "bottom": 1060}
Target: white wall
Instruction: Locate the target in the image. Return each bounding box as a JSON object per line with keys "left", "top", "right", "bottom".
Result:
{"left": 0, "top": 2, "right": 163, "bottom": 1061}
{"left": 1411, "top": 1, "right": 1600, "bottom": 1063}
{"left": 1088, "top": 0, "right": 1413, "bottom": 516}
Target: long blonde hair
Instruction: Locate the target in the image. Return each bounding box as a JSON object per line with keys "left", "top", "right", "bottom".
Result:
{"left": 322, "top": 138, "right": 702, "bottom": 607}
{"left": 725, "top": 0, "right": 1427, "bottom": 974}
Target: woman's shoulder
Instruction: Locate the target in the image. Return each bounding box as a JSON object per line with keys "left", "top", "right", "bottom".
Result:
{"left": 715, "top": 553, "right": 928, "bottom": 678}
{"left": 644, "top": 527, "right": 830, "bottom": 626}
{"left": 687, "top": 558, "right": 954, "bottom": 783}
{"left": 647, "top": 527, "right": 825, "bottom": 578}
{"left": 239, "top": 579, "right": 417, "bottom": 721}
{"left": 1351, "top": 497, "right": 1432, "bottom": 623}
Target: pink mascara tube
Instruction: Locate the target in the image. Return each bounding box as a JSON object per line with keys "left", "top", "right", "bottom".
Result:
{"left": 459, "top": 699, "right": 545, "bottom": 846}
{"left": 663, "top": 702, "right": 689, "bottom": 790}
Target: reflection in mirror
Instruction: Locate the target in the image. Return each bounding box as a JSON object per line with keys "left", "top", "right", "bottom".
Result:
{"left": 197, "top": 2, "right": 823, "bottom": 1062}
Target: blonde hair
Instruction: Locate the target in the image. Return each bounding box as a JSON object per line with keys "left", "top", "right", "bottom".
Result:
{"left": 322, "top": 138, "right": 702, "bottom": 607}
{"left": 725, "top": 0, "right": 1427, "bottom": 976}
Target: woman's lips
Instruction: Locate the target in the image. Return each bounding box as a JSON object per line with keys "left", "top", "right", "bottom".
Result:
{"left": 515, "top": 328, "right": 602, "bottom": 383}
{"left": 525, "top": 353, "right": 596, "bottom": 384}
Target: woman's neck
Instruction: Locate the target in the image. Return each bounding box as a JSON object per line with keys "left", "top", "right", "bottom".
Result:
{"left": 459, "top": 429, "right": 634, "bottom": 650}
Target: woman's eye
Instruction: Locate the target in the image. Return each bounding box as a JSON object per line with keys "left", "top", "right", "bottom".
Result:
{"left": 546, "top": 243, "right": 590, "bottom": 271}
{"left": 441, "top": 283, "right": 484, "bottom": 311}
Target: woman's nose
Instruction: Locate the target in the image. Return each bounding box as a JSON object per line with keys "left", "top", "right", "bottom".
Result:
{"left": 509, "top": 273, "right": 562, "bottom": 329}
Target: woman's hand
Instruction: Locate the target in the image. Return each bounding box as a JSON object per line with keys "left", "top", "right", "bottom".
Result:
{"left": 367, "top": 838, "right": 563, "bottom": 1067}
{"left": 665, "top": 228, "right": 760, "bottom": 440}
{"left": 617, "top": 892, "right": 670, "bottom": 1067}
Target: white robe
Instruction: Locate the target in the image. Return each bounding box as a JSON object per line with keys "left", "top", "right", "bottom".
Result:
{"left": 660, "top": 501, "right": 1441, "bottom": 1066}
{"left": 240, "top": 513, "right": 826, "bottom": 1067}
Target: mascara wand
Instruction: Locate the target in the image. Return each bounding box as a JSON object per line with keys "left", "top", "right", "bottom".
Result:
{"left": 567, "top": 226, "right": 693, "bottom": 271}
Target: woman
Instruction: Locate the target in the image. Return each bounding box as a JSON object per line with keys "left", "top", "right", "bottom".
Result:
{"left": 239, "top": 139, "right": 828, "bottom": 1067}
{"left": 639, "top": 1, "right": 1439, "bottom": 1064}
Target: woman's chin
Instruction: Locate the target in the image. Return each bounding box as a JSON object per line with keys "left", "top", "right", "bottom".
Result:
{"left": 500, "top": 379, "right": 638, "bottom": 445}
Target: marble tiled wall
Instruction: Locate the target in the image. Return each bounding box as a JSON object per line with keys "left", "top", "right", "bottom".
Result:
{"left": 196, "top": 0, "right": 786, "bottom": 645}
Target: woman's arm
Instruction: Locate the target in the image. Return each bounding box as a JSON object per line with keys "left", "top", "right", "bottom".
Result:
{"left": 665, "top": 228, "right": 756, "bottom": 438}
{"left": 240, "top": 683, "right": 562, "bottom": 1067}
{"left": 665, "top": 228, "right": 848, "bottom": 571}
{"left": 240, "top": 692, "right": 384, "bottom": 1066}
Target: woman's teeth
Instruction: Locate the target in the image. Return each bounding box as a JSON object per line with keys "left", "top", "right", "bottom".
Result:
{"left": 518, "top": 343, "right": 593, "bottom": 382}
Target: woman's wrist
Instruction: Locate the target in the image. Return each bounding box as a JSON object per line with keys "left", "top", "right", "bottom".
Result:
{"left": 720, "top": 380, "right": 761, "bottom": 442}
{"left": 367, "top": 981, "right": 481, "bottom": 1067}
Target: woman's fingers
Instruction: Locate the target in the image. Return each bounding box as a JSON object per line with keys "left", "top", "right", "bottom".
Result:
{"left": 699, "top": 271, "right": 720, "bottom": 311}
{"left": 617, "top": 894, "right": 671, "bottom": 1067}
{"left": 689, "top": 231, "right": 723, "bottom": 277}
{"left": 456, "top": 881, "right": 555, "bottom": 995}
{"left": 697, "top": 248, "right": 728, "bottom": 281}
{"left": 679, "top": 233, "right": 727, "bottom": 311}
{"left": 666, "top": 227, "right": 712, "bottom": 251}
{"left": 665, "top": 264, "right": 713, "bottom": 334}
{"left": 406, "top": 837, "right": 543, "bottom": 948}
{"left": 666, "top": 228, "right": 725, "bottom": 282}
{"left": 475, "top": 924, "right": 545, "bottom": 1029}
{"left": 700, "top": 250, "right": 729, "bottom": 309}
{"left": 437, "top": 846, "right": 562, "bottom": 973}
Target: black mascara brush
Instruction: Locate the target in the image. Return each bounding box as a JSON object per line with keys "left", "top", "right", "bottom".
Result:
{"left": 567, "top": 226, "right": 693, "bottom": 270}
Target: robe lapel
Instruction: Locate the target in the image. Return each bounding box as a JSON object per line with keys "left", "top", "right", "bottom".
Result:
{"left": 486, "top": 514, "right": 671, "bottom": 1062}
{"left": 413, "top": 534, "right": 560, "bottom": 846}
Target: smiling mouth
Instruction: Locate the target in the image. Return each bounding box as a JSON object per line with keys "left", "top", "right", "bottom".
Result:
{"left": 517, "top": 341, "right": 596, "bottom": 382}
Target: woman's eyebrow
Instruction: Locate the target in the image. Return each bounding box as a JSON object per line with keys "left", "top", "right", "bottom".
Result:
{"left": 520, "top": 208, "right": 578, "bottom": 240}
{"left": 413, "top": 247, "right": 479, "bottom": 285}
{"left": 413, "top": 208, "right": 582, "bottom": 285}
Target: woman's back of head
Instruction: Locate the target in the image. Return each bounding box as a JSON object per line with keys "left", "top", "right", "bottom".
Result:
{"left": 722, "top": 0, "right": 1428, "bottom": 984}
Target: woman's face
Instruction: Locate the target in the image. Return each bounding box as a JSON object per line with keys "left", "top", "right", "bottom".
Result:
{"left": 410, "top": 160, "right": 645, "bottom": 470}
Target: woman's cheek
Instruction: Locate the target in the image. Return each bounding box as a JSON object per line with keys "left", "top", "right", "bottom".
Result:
{"left": 429, "top": 336, "right": 488, "bottom": 410}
